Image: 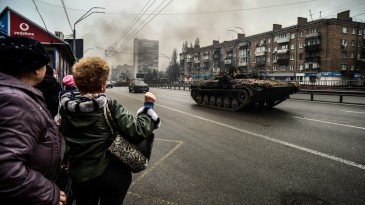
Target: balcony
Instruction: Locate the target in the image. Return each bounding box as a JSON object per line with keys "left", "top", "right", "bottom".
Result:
{"left": 305, "top": 62, "right": 320, "bottom": 70}
{"left": 238, "top": 41, "right": 249, "bottom": 48}
{"left": 186, "top": 58, "right": 192, "bottom": 63}
{"left": 277, "top": 59, "right": 289, "bottom": 65}
{"left": 277, "top": 37, "right": 290, "bottom": 44}
{"left": 277, "top": 49, "right": 289, "bottom": 54}
{"left": 224, "top": 59, "right": 232, "bottom": 65}
{"left": 305, "top": 44, "right": 321, "bottom": 51}
{"left": 305, "top": 56, "right": 321, "bottom": 62}
{"left": 194, "top": 57, "right": 200, "bottom": 63}
{"left": 255, "top": 51, "right": 267, "bottom": 56}
{"left": 256, "top": 61, "right": 266, "bottom": 66}
{"left": 213, "top": 54, "right": 220, "bottom": 59}
{"left": 238, "top": 61, "right": 248, "bottom": 66}
{"left": 305, "top": 32, "right": 321, "bottom": 38}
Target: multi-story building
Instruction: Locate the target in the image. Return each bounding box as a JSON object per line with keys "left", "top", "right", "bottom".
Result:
{"left": 110, "top": 64, "right": 134, "bottom": 81}
{"left": 179, "top": 10, "right": 365, "bottom": 82}
{"left": 133, "top": 38, "right": 159, "bottom": 79}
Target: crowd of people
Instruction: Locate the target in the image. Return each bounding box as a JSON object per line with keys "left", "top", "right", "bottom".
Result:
{"left": 0, "top": 36, "right": 160, "bottom": 205}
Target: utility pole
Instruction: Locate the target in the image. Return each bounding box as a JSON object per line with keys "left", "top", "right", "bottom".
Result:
{"left": 73, "top": 7, "right": 105, "bottom": 57}
{"left": 309, "top": 9, "right": 313, "bottom": 21}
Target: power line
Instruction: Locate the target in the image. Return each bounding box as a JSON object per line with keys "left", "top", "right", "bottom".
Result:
{"left": 109, "top": 0, "right": 175, "bottom": 58}
{"left": 60, "top": 0, "right": 73, "bottom": 33}
{"left": 34, "top": 0, "right": 317, "bottom": 16}
{"left": 105, "top": 0, "right": 157, "bottom": 56}
{"left": 31, "top": 0, "right": 53, "bottom": 44}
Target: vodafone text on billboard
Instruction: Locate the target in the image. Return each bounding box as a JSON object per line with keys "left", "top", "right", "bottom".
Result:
{"left": 13, "top": 22, "right": 34, "bottom": 37}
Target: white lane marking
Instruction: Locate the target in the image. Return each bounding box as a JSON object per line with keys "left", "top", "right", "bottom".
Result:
{"left": 293, "top": 116, "right": 365, "bottom": 130}
{"left": 340, "top": 110, "right": 365, "bottom": 114}
{"left": 123, "top": 93, "right": 365, "bottom": 170}
{"left": 131, "top": 139, "right": 183, "bottom": 187}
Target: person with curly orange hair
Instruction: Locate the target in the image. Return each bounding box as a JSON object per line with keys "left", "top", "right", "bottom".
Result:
{"left": 59, "top": 56, "right": 160, "bottom": 205}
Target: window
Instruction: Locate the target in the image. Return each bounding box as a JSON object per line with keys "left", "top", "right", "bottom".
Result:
{"left": 299, "top": 42, "right": 305, "bottom": 48}
{"left": 353, "top": 28, "right": 356, "bottom": 34}
{"left": 300, "top": 31, "right": 304, "bottom": 37}
{"left": 291, "top": 44, "right": 295, "bottom": 49}
{"left": 299, "top": 64, "right": 303, "bottom": 71}
{"left": 352, "top": 40, "right": 355, "bottom": 46}
{"left": 358, "top": 41, "right": 361, "bottom": 47}
{"left": 274, "top": 47, "right": 277, "bottom": 52}
{"left": 342, "top": 51, "right": 347, "bottom": 58}
{"left": 359, "top": 29, "right": 363, "bottom": 35}
{"left": 299, "top": 53, "right": 303, "bottom": 60}
{"left": 291, "top": 33, "right": 295, "bottom": 39}
{"left": 340, "top": 64, "right": 347, "bottom": 70}
{"left": 268, "top": 47, "right": 271, "bottom": 52}
{"left": 343, "top": 27, "right": 348, "bottom": 33}
{"left": 267, "top": 57, "right": 271, "bottom": 62}
{"left": 273, "top": 66, "right": 277, "bottom": 71}
{"left": 341, "top": 39, "right": 347, "bottom": 47}
{"left": 268, "top": 38, "right": 271, "bottom": 43}
{"left": 351, "top": 52, "right": 354, "bottom": 58}
{"left": 309, "top": 29, "right": 318, "bottom": 34}
{"left": 290, "top": 54, "right": 294, "bottom": 60}
{"left": 358, "top": 53, "right": 361, "bottom": 59}
{"left": 290, "top": 65, "right": 294, "bottom": 70}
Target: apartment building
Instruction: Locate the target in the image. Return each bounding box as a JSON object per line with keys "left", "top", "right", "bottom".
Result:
{"left": 179, "top": 10, "right": 365, "bottom": 82}
{"left": 133, "top": 38, "right": 159, "bottom": 79}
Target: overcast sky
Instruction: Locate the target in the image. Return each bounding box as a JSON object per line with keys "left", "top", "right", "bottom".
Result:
{"left": 1, "top": 0, "right": 365, "bottom": 70}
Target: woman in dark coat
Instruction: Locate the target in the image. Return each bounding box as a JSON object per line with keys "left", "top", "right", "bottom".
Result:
{"left": 0, "top": 36, "right": 66, "bottom": 205}
{"left": 35, "top": 65, "right": 63, "bottom": 118}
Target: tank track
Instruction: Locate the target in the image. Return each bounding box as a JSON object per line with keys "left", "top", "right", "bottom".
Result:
{"left": 191, "top": 88, "right": 252, "bottom": 111}
{"left": 191, "top": 87, "right": 291, "bottom": 111}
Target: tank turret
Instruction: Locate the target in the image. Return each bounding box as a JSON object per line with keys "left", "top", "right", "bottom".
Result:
{"left": 190, "top": 73, "right": 299, "bottom": 111}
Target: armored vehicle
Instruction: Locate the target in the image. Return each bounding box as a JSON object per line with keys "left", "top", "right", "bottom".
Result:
{"left": 190, "top": 74, "right": 299, "bottom": 111}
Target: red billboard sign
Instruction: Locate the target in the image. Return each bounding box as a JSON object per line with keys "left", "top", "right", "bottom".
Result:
{"left": 9, "top": 12, "right": 63, "bottom": 44}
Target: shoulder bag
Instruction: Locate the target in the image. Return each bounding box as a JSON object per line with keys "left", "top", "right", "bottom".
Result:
{"left": 103, "top": 103, "right": 154, "bottom": 173}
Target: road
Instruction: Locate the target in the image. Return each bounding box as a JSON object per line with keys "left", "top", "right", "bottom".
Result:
{"left": 106, "top": 87, "right": 365, "bottom": 205}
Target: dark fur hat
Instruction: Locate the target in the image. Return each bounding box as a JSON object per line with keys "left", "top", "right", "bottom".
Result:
{"left": 0, "top": 36, "right": 50, "bottom": 75}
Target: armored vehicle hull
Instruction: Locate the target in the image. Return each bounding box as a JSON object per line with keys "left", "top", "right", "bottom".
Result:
{"left": 190, "top": 75, "right": 299, "bottom": 111}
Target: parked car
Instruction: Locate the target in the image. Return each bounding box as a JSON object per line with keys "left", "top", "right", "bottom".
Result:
{"left": 106, "top": 81, "right": 113, "bottom": 88}
{"left": 129, "top": 80, "right": 149, "bottom": 93}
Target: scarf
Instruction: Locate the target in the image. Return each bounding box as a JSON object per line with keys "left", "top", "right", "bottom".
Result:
{"left": 61, "top": 92, "right": 107, "bottom": 113}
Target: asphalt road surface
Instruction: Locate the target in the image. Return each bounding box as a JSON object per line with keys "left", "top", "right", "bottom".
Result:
{"left": 106, "top": 87, "right": 365, "bottom": 205}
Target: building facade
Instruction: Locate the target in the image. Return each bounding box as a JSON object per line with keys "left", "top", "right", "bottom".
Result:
{"left": 0, "top": 7, "right": 75, "bottom": 82}
{"left": 133, "top": 38, "right": 159, "bottom": 79}
{"left": 179, "top": 10, "right": 365, "bottom": 82}
{"left": 110, "top": 64, "right": 134, "bottom": 82}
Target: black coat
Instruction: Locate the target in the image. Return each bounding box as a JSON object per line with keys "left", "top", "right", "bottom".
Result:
{"left": 35, "top": 74, "right": 62, "bottom": 118}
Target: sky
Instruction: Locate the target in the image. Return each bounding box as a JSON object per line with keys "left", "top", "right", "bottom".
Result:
{"left": 1, "top": 0, "right": 365, "bottom": 70}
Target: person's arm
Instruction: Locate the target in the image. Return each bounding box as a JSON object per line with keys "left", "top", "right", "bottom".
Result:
{"left": 107, "top": 92, "right": 160, "bottom": 144}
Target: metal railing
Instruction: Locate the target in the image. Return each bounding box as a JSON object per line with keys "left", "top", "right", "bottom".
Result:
{"left": 293, "top": 89, "right": 365, "bottom": 104}
{"left": 149, "top": 84, "right": 365, "bottom": 105}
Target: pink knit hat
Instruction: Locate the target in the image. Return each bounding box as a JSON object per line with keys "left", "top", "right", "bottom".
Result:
{"left": 62, "top": 75, "right": 75, "bottom": 87}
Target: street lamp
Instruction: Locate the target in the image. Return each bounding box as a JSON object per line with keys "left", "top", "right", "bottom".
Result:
{"left": 235, "top": 26, "right": 245, "bottom": 34}
{"left": 73, "top": 7, "right": 105, "bottom": 55}
{"left": 227, "top": 29, "right": 239, "bottom": 34}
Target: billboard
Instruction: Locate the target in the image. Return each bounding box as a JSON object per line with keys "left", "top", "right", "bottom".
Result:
{"left": 9, "top": 12, "right": 63, "bottom": 44}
